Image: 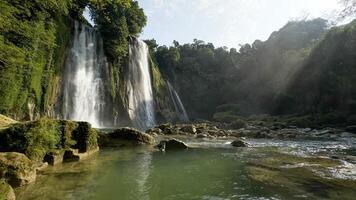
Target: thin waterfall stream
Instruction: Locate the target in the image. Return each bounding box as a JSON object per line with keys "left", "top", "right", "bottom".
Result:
{"left": 166, "top": 81, "right": 189, "bottom": 122}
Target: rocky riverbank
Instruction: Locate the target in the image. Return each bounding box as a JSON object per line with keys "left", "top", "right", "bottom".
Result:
{"left": 146, "top": 119, "right": 356, "bottom": 141}
{"left": 0, "top": 118, "right": 99, "bottom": 199}
{"left": 1, "top": 116, "right": 356, "bottom": 199}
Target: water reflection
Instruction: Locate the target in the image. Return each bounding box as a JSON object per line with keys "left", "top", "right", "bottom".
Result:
{"left": 16, "top": 138, "right": 356, "bottom": 200}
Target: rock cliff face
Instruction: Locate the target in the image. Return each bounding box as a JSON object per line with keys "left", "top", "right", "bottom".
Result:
{"left": 0, "top": 1, "right": 181, "bottom": 128}
{"left": 55, "top": 25, "right": 184, "bottom": 128}
{"left": 0, "top": 12, "right": 73, "bottom": 120}
{"left": 0, "top": 20, "right": 180, "bottom": 128}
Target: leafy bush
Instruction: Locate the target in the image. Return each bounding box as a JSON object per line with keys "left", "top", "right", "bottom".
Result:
{"left": 89, "top": 0, "right": 147, "bottom": 61}
{"left": 0, "top": 119, "right": 61, "bottom": 161}
{"left": 24, "top": 119, "right": 61, "bottom": 161}
{"left": 0, "top": 0, "right": 73, "bottom": 118}
{"left": 0, "top": 119, "right": 98, "bottom": 161}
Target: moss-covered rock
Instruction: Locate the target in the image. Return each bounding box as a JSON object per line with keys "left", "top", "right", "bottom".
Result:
{"left": 230, "top": 119, "right": 247, "bottom": 130}
{"left": 0, "top": 152, "right": 36, "bottom": 187}
{"left": 0, "top": 0, "right": 74, "bottom": 120}
{"left": 71, "top": 122, "right": 98, "bottom": 153}
{"left": 0, "top": 179, "right": 15, "bottom": 200}
{"left": 231, "top": 139, "right": 248, "bottom": 147}
{"left": 99, "top": 127, "right": 154, "bottom": 147}
{"left": 0, "top": 119, "right": 98, "bottom": 162}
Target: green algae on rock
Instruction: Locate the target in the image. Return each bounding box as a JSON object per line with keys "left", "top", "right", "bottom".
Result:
{"left": 0, "top": 119, "right": 98, "bottom": 162}
{"left": 0, "top": 179, "right": 16, "bottom": 200}
{"left": 0, "top": 152, "right": 36, "bottom": 187}
{"left": 99, "top": 127, "right": 155, "bottom": 148}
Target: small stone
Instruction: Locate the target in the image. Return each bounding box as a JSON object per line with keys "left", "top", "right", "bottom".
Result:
{"left": 180, "top": 125, "right": 197, "bottom": 134}
{"left": 146, "top": 128, "right": 162, "bottom": 136}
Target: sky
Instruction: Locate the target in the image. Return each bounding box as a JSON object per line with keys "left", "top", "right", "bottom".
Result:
{"left": 137, "top": 0, "right": 341, "bottom": 48}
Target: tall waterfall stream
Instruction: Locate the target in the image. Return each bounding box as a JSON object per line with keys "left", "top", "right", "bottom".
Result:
{"left": 60, "top": 23, "right": 188, "bottom": 129}
{"left": 61, "top": 22, "right": 107, "bottom": 128}
{"left": 126, "top": 38, "right": 156, "bottom": 129}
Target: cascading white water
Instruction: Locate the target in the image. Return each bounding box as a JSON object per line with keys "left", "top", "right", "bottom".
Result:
{"left": 166, "top": 81, "right": 189, "bottom": 122}
{"left": 62, "top": 22, "right": 106, "bottom": 128}
{"left": 127, "top": 39, "right": 156, "bottom": 129}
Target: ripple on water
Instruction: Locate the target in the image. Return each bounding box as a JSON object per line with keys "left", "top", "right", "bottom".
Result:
{"left": 15, "top": 137, "right": 356, "bottom": 200}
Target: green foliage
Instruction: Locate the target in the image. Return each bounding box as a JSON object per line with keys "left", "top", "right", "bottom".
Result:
{"left": 0, "top": 0, "right": 74, "bottom": 118}
{"left": 0, "top": 119, "right": 98, "bottom": 161}
{"left": 72, "top": 122, "right": 98, "bottom": 152}
{"left": 0, "top": 0, "right": 147, "bottom": 118}
{"left": 0, "top": 119, "right": 61, "bottom": 161}
{"left": 153, "top": 18, "right": 356, "bottom": 121}
{"left": 286, "top": 20, "right": 356, "bottom": 115}
{"left": 24, "top": 119, "right": 61, "bottom": 161}
{"left": 89, "top": 0, "right": 146, "bottom": 61}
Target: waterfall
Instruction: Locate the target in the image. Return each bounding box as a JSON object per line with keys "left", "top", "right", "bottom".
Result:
{"left": 126, "top": 38, "right": 156, "bottom": 129}
{"left": 166, "top": 81, "right": 189, "bottom": 122}
{"left": 61, "top": 22, "right": 107, "bottom": 128}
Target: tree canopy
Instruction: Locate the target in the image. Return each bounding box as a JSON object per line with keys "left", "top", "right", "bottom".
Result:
{"left": 89, "top": 0, "right": 147, "bottom": 61}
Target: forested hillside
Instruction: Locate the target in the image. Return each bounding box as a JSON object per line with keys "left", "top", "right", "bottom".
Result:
{"left": 281, "top": 20, "right": 356, "bottom": 116}
{"left": 152, "top": 19, "right": 330, "bottom": 119}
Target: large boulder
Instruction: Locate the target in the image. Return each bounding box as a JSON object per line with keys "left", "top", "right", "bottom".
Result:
{"left": 0, "top": 119, "right": 98, "bottom": 162}
{"left": 0, "top": 152, "right": 36, "bottom": 187}
{"left": 0, "top": 179, "right": 15, "bottom": 200}
{"left": 231, "top": 139, "right": 248, "bottom": 147}
{"left": 99, "top": 128, "right": 155, "bottom": 147}
{"left": 157, "top": 139, "right": 188, "bottom": 151}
